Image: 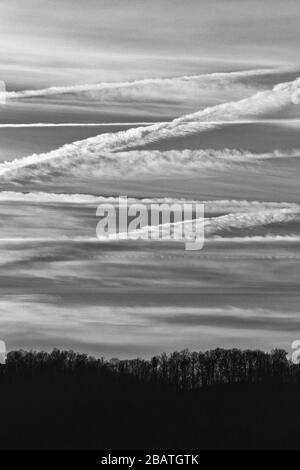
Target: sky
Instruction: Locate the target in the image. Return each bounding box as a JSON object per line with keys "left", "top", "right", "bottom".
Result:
{"left": 1, "top": 0, "right": 300, "bottom": 90}
{"left": 0, "top": 1, "right": 299, "bottom": 358}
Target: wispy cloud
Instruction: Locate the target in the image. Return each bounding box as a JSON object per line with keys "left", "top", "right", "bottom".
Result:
{"left": 0, "top": 77, "right": 299, "bottom": 183}
{"left": 109, "top": 206, "right": 300, "bottom": 242}
{"left": 0, "top": 191, "right": 298, "bottom": 209}
{"left": 0, "top": 122, "right": 155, "bottom": 128}
{"left": 6, "top": 68, "right": 276, "bottom": 100}
{"left": 1, "top": 146, "right": 299, "bottom": 183}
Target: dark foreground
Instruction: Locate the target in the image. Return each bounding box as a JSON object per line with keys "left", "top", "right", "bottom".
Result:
{"left": 0, "top": 348, "right": 300, "bottom": 450}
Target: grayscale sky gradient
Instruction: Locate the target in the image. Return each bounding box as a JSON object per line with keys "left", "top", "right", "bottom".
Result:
{"left": 0, "top": 1, "right": 299, "bottom": 358}
{"left": 1, "top": 0, "right": 300, "bottom": 89}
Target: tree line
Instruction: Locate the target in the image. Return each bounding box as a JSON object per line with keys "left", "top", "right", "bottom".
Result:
{"left": 1, "top": 347, "right": 300, "bottom": 449}
{"left": 2, "top": 347, "right": 300, "bottom": 390}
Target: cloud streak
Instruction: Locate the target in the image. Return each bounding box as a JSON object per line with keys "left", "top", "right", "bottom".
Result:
{"left": 6, "top": 68, "right": 276, "bottom": 100}
{"left": 0, "top": 191, "right": 298, "bottom": 210}
{"left": 0, "top": 147, "right": 299, "bottom": 183}
{"left": 0, "top": 122, "right": 155, "bottom": 128}
{"left": 0, "top": 76, "right": 299, "bottom": 184}
{"left": 105, "top": 206, "right": 300, "bottom": 242}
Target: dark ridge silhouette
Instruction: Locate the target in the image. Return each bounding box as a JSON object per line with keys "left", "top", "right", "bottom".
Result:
{"left": 0, "top": 348, "right": 300, "bottom": 449}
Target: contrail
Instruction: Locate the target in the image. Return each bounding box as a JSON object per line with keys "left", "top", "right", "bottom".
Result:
{"left": 0, "top": 77, "right": 299, "bottom": 181}
{"left": 0, "top": 191, "right": 297, "bottom": 210}
{"left": 5, "top": 68, "right": 279, "bottom": 100}
{"left": 0, "top": 122, "right": 156, "bottom": 128}
{"left": 106, "top": 207, "right": 300, "bottom": 242}
{"left": 0, "top": 119, "right": 298, "bottom": 129}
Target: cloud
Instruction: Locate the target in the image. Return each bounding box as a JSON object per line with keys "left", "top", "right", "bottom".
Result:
{"left": 104, "top": 205, "right": 300, "bottom": 243}
{"left": 209, "top": 235, "right": 300, "bottom": 243}
{"left": 0, "top": 298, "right": 298, "bottom": 356}
{"left": 1, "top": 192, "right": 299, "bottom": 247}
{"left": 6, "top": 68, "right": 288, "bottom": 120}
{"left": 147, "top": 306, "right": 300, "bottom": 332}
{"left": 0, "top": 122, "right": 155, "bottom": 128}
{"left": 205, "top": 208, "right": 300, "bottom": 235}
{"left": 6, "top": 68, "right": 276, "bottom": 100}
{"left": 1, "top": 146, "right": 300, "bottom": 183}
{"left": 0, "top": 191, "right": 298, "bottom": 210}
{"left": 0, "top": 76, "right": 299, "bottom": 185}
{"left": 1, "top": 0, "right": 300, "bottom": 96}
